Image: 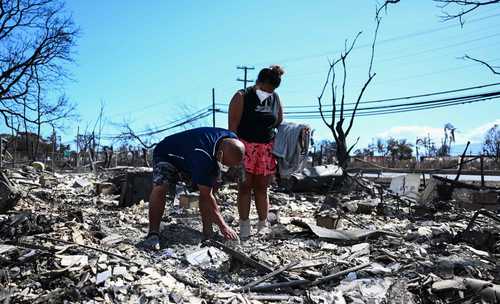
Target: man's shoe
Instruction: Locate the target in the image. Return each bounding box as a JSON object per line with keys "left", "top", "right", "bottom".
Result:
{"left": 138, "top": 232, "right": 160, "bottom": 251}
{"left": 257, "top": 220, "right": 271, "bottom": 235}
{"left": 257, "top": 220, "right": 268, "bottom": 232}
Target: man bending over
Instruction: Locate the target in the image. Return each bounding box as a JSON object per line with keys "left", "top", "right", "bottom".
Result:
{"left": 141, "top": 127, "right": 245, "bottom": 250}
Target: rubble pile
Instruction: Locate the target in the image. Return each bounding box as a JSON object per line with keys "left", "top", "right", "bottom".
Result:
{"left": 1, "top": 166, "right": 500, "bottom": 303}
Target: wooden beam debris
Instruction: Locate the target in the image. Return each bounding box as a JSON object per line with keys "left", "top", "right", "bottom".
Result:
{"left": 233, "top": 261, "right": 300, "bottom": 292}
{"left": 35, "top": 235, "right": 132, "bottom": 262}
{"left": 205, "top": 240, "right": 274, "bottom": 274}
{"left": 247, "top": 263, "right": 371, "bottom": 292}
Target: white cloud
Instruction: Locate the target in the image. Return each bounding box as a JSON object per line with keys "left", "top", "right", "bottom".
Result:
{"left": 460, "top": 119, "right": 500, "bottom": 143}
{"left": 376, "top": 119, "right": 500, "bottom": 144}
{"left": 376, "top": 126, "right": 442, "bottom": 142}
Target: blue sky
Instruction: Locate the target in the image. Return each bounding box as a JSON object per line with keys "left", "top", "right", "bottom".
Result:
{"left": 61, "top": 1, "right": 500, "bottom": 153}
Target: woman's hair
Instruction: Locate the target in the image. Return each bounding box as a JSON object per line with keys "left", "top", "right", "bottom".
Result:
{"left": 256, "top": 65, "right": 285, "bottom": 89}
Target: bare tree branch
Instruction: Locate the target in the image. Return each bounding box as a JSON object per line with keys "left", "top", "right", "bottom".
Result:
{"left": 462, "top": 54, "right": 500, "bottom": 75}
{"left": 347, "top": 137, "right": 361, "bottom": 155}
{"left": 434, "top": 0, "right": 500, "bottom": 25}
{"left": 317, "top": 60, "right": 335, "bottom": 129}
{"left": 331, "top": 63, "right": 337, "bottom": 130}
{"left": 315, "top": 0, "right": 398, "bottom": 174}
{"left": 0, "top": 0, "right": 78, "bottom": 135}
{"left": 117, "top": 123, "right": 156, "bottom": 150}
{"left": 345, "top": 8, "right": 384, "bottom": 137}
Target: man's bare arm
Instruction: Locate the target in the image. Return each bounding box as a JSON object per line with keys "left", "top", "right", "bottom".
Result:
{"left": 198, "top": 185, "right": 237, "bottom": 240}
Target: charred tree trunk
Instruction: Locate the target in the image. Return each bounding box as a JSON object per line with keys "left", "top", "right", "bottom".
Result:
{"left": 142, "top": 148, "right": 149, "bottom": 167}
{"left": 336, "top": 138, "right": 349, "bottom": 170}
{"left": 34, "top": 103, "right": 42, "bottom": 161}
{"left": 316, "top": 3, "right": 396, "bottom": 187}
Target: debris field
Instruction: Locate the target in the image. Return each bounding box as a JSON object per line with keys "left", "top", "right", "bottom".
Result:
{"left": 1, "top": 165, "right": 500, "bottom": 303}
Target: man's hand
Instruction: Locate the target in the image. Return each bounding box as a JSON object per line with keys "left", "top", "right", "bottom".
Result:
{"left": 198, "top": 185, "right": 237, "bottom": 240}
{"left": 220, "top": 225, "right": 238, "bottom": 240}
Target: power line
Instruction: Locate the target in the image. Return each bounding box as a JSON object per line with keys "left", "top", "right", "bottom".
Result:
{"left": 284, "top": 31, "right": 500, "bottom": 81}
{"left": 101, "top": 107, "right": 213, "bottom": 140}
{"left": 215, "top": 90, "right": 499, "bottom": 118}
{"left": 102, "top": 16, "right": 500, "bottom": 122}
{"left": 284, "top": 97, "right": 496, "bottom": 119}
{"left": 251, "top": 11, "right": 500, "bottom": 66}
{"left": 288, "top": 93, "right": 499, "bottom": 115}
{"left": 96, "top": 86, "right": 498, "bottom": 143}
{"left": 133, "top": 112, "right": 212, "bottom": 137}
{"left": 101, "top": 112, "right": 210, "bottom": 140}
{"left": 100, "top": 106, "right": 210, "bottom": 137}
{"left": 216, "top": 81, "right": 500, "bottom": 108}
{"left": 285, "top": 95, "right": 498, "bottom": 118}
{"left": 151, "top": 106, "right": 211, "bottom": 129}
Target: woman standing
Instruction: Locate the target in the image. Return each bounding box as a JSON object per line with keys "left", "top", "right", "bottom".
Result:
{"left": 228, "top": 65, "right": 284, "bottom": 239}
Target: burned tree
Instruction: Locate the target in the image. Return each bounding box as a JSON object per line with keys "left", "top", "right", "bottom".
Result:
{"left": 317, "top": 1, "right": 398, "bottom": 178}
{"left": 115, "top": 123, "right": 155, "bottom": 167}
{"left": 386, "top": 138, "right": 413, "bottom": 161}
{"left": 0, "top": 0, "right": 78, "bottom": 156}
{"left": 437, "top": 123, "right": 457, "bottom": 156}
{"left": 482, "top": 124, "right": 500, "bottom": 161}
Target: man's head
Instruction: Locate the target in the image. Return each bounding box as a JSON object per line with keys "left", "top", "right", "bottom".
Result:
{"left": 216, "top": 138, "right": 245, "bottom": 171}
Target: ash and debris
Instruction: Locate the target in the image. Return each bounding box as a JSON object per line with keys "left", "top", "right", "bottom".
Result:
{"left": 1, "top": 165, "right": 500, "bottom": 303}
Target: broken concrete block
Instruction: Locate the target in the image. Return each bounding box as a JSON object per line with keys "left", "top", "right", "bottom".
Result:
{"left": 179, "top": 193, "right": 199, "bottom": 209}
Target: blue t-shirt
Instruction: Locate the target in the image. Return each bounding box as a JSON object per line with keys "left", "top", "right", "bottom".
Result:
{"left": 153, "top": 127, "right": 237, "bottom": 187}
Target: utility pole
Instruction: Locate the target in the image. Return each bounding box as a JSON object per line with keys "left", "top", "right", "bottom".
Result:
{"left": 76, "top": 126, "right": 80, "bottom": 170}
{"left": 212, "top": 88, "right": 216, "bottom": 127}
{"left": 52, "top": 126, "right": 56, "bottom": 172}
{"left": 11, "top": 115, "right": 16, "bottom": 167}
{"left": 237, "top": 66, "right": 255, "bottom": 89}
{"left": 0, "top": 135, "right": 3, "bottom": 169}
